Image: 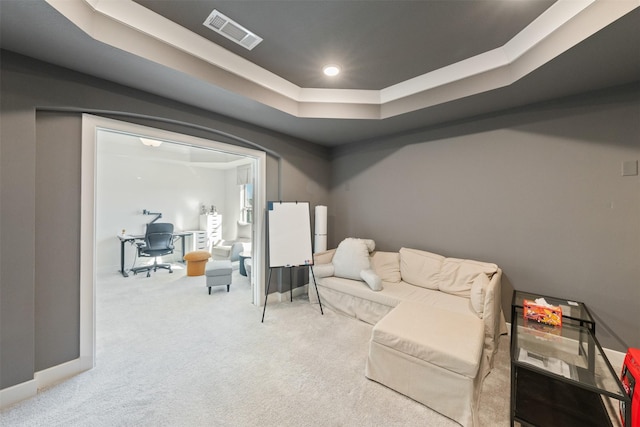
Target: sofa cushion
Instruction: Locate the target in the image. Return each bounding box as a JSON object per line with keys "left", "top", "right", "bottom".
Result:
{"left": 370, "top": 251, "right": 401, "bottom": 283}
{"left": 371, "top": 301, "right": 484, "bottom": 378}
{"left": 333, "top": 238, "right": 375, "bottom": 280}
{"left": 313, "top": 263, "right": 334, "bottom": 278}
{"left": 316, "top": 276, "right": 473, "bottom": 315}
{"left": 399, "top": 248, "right": 443, "bottom": 290}
{"left": 389, "top": 283, "right": 472, "bottom": 315}
{"left": 439, "top": 258, "right": 498, "bottom": 297}
{"left": 469, "top": 273, "right": 489, "bottom": 318}
{"left": 360, "top": 269, "right": 382, "bottom": 291}
{"left": 315, "top": 276, "right": 401, "bottom": 309}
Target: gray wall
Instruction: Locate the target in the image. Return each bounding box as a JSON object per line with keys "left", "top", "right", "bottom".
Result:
{"left": 330, "top": 84, "right": 640, "bottom": 351}
{"left": 0, "top": 51, "right": 331, "bottom": 389}
{"left": 35, "top": 112, "right": 82, "bottom": 371}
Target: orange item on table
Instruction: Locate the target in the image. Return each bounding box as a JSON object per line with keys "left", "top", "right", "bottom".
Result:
{"left": 523, "top": 299, "right": 562, "bottom": 326}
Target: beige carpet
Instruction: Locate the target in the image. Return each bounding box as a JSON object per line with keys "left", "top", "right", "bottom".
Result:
{"left": 1, "top": 264, "right": 511, "bottom": 426}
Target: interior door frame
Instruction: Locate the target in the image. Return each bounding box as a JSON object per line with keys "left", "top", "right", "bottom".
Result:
{"left": 80, "top": 114, "right": 267, "bottom": 368}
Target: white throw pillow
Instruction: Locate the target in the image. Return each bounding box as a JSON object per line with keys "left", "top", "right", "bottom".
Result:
{"left": 332, "top": 238, "right": 374, "bottom": 280}
{"left": 312, "top": 263, "right": 334, "bottom": 278}
{"left": 469, "top": 273, "right": 490, "bottom": 318}
{"left": 360, "top": 269, "right": 383, "bottom": 291}
{"left": 237, "top": 221, "right": 251, "bottom": 239}
{"left": 370, "top": 251, "right": 401, "bottom": 283}
{"left": 360, "top": 239, "right": 376, "bottom": 252}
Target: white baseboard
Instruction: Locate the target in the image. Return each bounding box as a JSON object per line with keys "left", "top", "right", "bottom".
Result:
{"left": 266, "top": 284, "right": 309, "bottom": 304}
{"left": 0, "top": 357, "right": 89, "bottom": 410}
{"left": 0, "top": 378, "right": 37, "bottom": 410}
{"left": 34, "top": 358, "right": 89, "bottom": 390}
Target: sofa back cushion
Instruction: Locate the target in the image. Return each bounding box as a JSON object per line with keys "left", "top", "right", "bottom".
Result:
{"left": 370, "top": 251, "right": 401, "bottom": 283}
{"left": 399, "top": 248, "right": 444, "bottom": 290}
{"left": 333, "top": 238, "right": 374, "bottom": 280}
{"left": 439, "top": 258, "right": 498, "bottom": 297}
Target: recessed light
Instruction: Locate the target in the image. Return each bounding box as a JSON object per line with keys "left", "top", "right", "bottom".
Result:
{"left": 323, "top": 65, "right": 340, "bottom": 77}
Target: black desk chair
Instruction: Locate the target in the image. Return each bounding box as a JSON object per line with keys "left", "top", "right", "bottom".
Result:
{"left": 131, "top": 223, "right": 175, "bottom": 277}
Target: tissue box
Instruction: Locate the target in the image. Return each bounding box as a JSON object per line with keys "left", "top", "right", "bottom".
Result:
{"left": 523, "top": 299, "right": 562, "bottom": 326}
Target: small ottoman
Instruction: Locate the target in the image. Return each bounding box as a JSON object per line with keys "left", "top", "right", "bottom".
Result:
{"left": 183, "top": 250, "right": 211, "bottom": 276}
{"left": 365, "top": 301, "right": 485, "bottom": 427}
{"left": 205, "top": 260, "right": 233, "bottom": 294}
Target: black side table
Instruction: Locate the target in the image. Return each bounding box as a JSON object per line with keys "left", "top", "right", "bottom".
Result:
{"left": 510, "top": 291, "right": 629, "bottom": 426}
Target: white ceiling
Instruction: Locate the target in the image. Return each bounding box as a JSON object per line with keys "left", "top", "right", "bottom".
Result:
{"left": 97, "top": 128, "right": 252, "bottom": 168}
{"left": 1, "top": 0, "right": 639, "bottom": 146}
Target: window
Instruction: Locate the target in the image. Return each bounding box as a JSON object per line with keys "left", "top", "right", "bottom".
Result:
{"left": 241, "top": 183, "right": 253, "bottom": 223}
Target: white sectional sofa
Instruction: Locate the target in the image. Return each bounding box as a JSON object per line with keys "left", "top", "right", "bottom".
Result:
{"left": 309, "top": 240, "right": 506, "bottom": 426}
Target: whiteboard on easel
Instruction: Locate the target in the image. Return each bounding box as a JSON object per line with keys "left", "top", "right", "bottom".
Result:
{"left": 267, "top": 201, "right": 314, "bottom": 268}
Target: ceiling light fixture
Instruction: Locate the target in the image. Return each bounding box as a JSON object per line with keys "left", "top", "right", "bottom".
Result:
{"left": 323, "top": 65, "right": 340, "bottom": 77}
{"left": 140, "top": 138, "right": 163, "bottom": 147}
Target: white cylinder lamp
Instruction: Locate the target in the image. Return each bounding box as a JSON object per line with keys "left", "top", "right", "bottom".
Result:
{"left": 314, "top": 205, "right": 328, "bottom": 253}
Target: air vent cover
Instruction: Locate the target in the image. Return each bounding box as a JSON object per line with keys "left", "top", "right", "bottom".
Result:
{"left": 203, "top": 9, "right": 263, "bottom": 51}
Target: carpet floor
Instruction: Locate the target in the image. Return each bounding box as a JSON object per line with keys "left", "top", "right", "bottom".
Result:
{"left": 1, "top": 264, "right": 512, "bottom": 426}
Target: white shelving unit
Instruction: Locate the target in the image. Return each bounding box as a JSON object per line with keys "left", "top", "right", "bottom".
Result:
{"left": 200, "top": 213, "right": 222, "bottom": 251}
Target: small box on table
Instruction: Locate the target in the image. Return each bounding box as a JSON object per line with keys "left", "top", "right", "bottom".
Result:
{"left": 523, "top": 299, "right": 562, "bottom": 326}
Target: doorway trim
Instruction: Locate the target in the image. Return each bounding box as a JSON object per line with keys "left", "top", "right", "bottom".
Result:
{"left": 80, "top": 114, "right": 267, "bottom": 369}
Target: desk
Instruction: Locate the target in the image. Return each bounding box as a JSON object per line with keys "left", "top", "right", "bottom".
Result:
{"left": 117, "top": 231, "right": 190, "bottom": 277}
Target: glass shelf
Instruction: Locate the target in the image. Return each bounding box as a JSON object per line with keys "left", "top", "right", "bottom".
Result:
{"left": 510, "top": 291, "right": 630, "bottom": 427}
{"left": 512, "top": 316, "right": 625, "bottom": 399}
{"left": 512, "top": 290, "right": 595, "bottom": 333}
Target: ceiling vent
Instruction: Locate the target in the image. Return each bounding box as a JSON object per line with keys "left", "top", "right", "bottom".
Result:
{"left": 203, "top": 9, "right": 263, "bottom": 51}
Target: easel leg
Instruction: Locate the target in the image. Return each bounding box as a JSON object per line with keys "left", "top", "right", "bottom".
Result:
{"left": 261, "top": 267, "right": 274, "bottom": 323}
{"left": 309, "top": 266, "right": 324, "bottom": 315}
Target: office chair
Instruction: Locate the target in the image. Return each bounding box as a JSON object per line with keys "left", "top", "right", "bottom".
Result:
{"left": 131, "top": 222, "right": 175, "bottom": 277}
